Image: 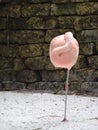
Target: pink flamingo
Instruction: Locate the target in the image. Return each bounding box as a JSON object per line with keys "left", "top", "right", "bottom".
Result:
{"left": 49, "top": 32, "right": 79, "bottom": 121}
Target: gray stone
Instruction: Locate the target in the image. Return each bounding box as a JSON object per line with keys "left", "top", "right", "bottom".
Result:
{"left": 70, "top": 69, "right": 95, "bottom": 82}
{"left": 77, "top": 30, "right": 98, "bottom": 42}
{"left": 30, "top": 0, "right": 51, "bottom": 3}
{"left": 52, "top": 0, "right": 69, "bottom": 3}
{"left": 76, "top": 2, "right": 98, "bottom": 15}
{"left": 13, "top": 58, "right": 25, "bottom": 71}
{"left": 25, "top": 57, "right": 46, "bottom": 70}
{"left": 51, "top": 4, "right": 76, "bottom": 16}
{"left": 0, "top": 5, "right": 21, "bottom": 17}
{"left": 0, "top": 83, "right": 3, "bottom": 91}
{"left": 45, "top": 58, "right": 55, "bottom": 70}
{"left": 16, "top": 70, "right": 38, "bottom": 83}
{"left": 27, "top": 82, "right": 64, "bottom": 93}
{"left": 0, "top": 58, "right": 13, "bottom": 69}
{"left": 70, "top": 82, "right": 81, "bottom": 91}
{"left": 2, "top": 81, "right": 26, "bottom": 90}
{"left": 0, "top": 18, "right": 6, "bottom": 30}
{"left": 76, "top": 3, "right": 91, "bottom": 15}
{"left": 79, "top": 43, "right": 94, "bottom": 55}
{"left": 0, "top": 31, "right": 6, "bottom": 43}
{"left": 41, "top": 70, "right": 66, "bottom": 82}
{"left": 19, "top": 44, "right": 42, "bottom": 58}
{"left": 0, "top": 69, "right": 15, "bottom": 81}
{"left": 9, "top": 31, "right": 45, "bottom": 44}
{"left": 96, "top": 42, "right": 98, "bottom": 52}
{"left": 27, "top": 17, "right": 58, "bottom": 29}
{"left": 58, "top": 16, "right": 74, "bottom": 29}
{"left": 81, "top": 82, "right": 98, "bottom": 95}
{"left": 87, "top": 55, "right": 98, "bottom": 69}
{"left": 21, "top": 4, "right": 50, "bottom": 17}
{"left": 0, "top": 45, "right": 19, "bottom": 57}
{"left": 74, "top": 55, "right": 87, "bottom": 69}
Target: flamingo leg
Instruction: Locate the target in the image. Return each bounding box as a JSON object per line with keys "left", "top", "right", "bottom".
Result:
{"left": 62, "top": 69, "right": 70, "bottom": 121}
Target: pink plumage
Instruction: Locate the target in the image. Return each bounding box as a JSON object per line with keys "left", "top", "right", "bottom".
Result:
{"left": 49, "top": 32, "right": 79, "bottom": 70}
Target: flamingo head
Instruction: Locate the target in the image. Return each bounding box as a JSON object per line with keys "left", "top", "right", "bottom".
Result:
{"left": 64, "top": 32, "right": 73, "bottom": 41}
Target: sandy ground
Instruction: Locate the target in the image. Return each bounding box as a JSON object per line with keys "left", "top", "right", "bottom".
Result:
{"left": 0, "top": 91, "right": 98, "bottom": 130}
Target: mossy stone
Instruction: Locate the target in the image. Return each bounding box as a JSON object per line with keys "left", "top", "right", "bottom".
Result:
{"left": 16, "top": 70, "right": 37, "bottom": 83}
{"left": 9, "top": 31, "right": 45, "bottom": 44}
{"left": 27, "top": 17, "right": 58, "bottom": 29}
{"left": 0, "top": 5, "right": 21, "bottom": 17}
{"left": 19, "top": 44, "right": 42, "bottom": 58}
{"left": 51, "top": 3, "right": 76, "bottom": 16}
{"left": 25, "top": 57, "right": 46, "bottom": 70}
{"left": 87, "top": 55, "right": 98, "bottom": 69}
{"left": 14, "top": 58, "right": 25, "bottom": 71}
{"left": 74, "top": 55, "right": 87, "bottom": 69}
{"left": 22, "top": 4, "right": 50, "bottom": 17}
{"left": 80, "top": 43, "right": 94, "bottom": 55}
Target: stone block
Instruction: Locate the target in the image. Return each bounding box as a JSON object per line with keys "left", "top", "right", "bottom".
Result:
{"left": 74, "top": 55, "right": 87, "bottom": 69}
{"left": 2, "top": 81, "right": 26, "bottom": 90}
{"left": 0, "top": 83, "right": 3, "bottom": 91}
{"left": 95, "top": 71, "right": 98, "bottom": 81}
{"left": 9, "top": 31, "right": 45, "bottom": 44}
{"left": 90, "top": 2, "right": 98, "bottom": 15}
{"left": 96, "top": 42, "right": 98, "bottom": 52}
{"left": 27, "top": 17, "right": 58, "bottom": 29}
{"left": 9, "top": 18, "right": 27, "bottom": 30}
{"left": 30, "top": 0, "right": 51, "bottom": 3}
{"left": 0, "top": 58, "right": 13, "bottom": 69}
{"left": 87, "top": 55, "right": 98, "bottom": 69}
{"left": 44, "top": 57, "right": 55, "bottom": 70}
{"left": 21, "top": 4, "right": 50, "bottom": 17}
{"left": 79, "top": 43, "right": 94, "bottom": 55}
{"left": 77, "top": 30, "right": 98, "bottom": 42}
{"left": 0, "top": 45, "right": 19, "bottom": 57}
{"left": 73, "top": 16, "right": 91, "bottom": 31}
{"left": 71, "top": 0, "right": 88, "bottom": 2}
{"left": 0, "top": 18, "right": 6, "bottom": 30}
{"left": 0, "top": 0, "right": 12, "bottom": 3}
{"left": 42, "top": 44, "right": 49, "bottom": 56}
{"left": 19, "top": 44, "right": 42, "bottom": 58}
{"left": 58, "top": 16, "right": 74, "bottom": 29}
{"left": 51, "top": 3, "right": 76, "bottom": 16}
{"left": 0, "top": 5, "right": 21, "bottom": 17}
{"left": 52, "top": 0, "right": 69, "bottom": 3}
{"left": 88, "top": 16, "right": 98, "bottom": 29}
{"left": 76, "top": 3, "right": 91, "bottom": 15}
{"left": 16, "top": 70, "right": 38, "bottom": 83}
{"left": 41, "top": 70, "right": 66, "bottom": 82}
{"left": 70, "top": 82, "right": 81, "bottom": 91}
{"left": 81, "top": 82, "right": 98, "bottom": 95}
{"left": 73, "top": 15, "right": 98, "bottom": 31}
{"left": 0, "top": 69, "right": 15, "bottom": 81}
{"left": 70, "top": 69, "right": 95, "bottom": 82}
{"left": 27, "top": 82, "right": 64, "bottom": 92}
{"left": 0, "top": 31, "right": 6, "bottom": 43}
{"left": 76, "top": 3, "right": 98, "bottom": 15}
{"left": 14, "top": 58, "right": 25, "bottom": 71}
{"left": 25, "top": 57, "right": 46, "bottom": 70}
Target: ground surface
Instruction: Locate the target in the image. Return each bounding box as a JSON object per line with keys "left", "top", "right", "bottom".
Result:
{"left": 0, "top": 91, "right": 98, "bottom": 130}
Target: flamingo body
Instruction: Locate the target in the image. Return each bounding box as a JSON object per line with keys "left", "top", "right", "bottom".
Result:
{"left": 49, "top": 32, "right": 79, "bottom": 70}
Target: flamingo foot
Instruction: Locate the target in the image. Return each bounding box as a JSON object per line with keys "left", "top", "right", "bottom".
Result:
{"left": 62, "top": 118, "right": 68, "bottom": 122}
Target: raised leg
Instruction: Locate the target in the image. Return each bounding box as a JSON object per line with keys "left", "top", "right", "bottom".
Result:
{"left": 62, "top": 69, "right": 70, "bottom": 121}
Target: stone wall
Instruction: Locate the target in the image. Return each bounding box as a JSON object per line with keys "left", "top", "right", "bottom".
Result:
{"left": 0, "top": 0, "right": 98, "bottom": 95}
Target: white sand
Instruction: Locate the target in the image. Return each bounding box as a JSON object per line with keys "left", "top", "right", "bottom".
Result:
{"left": 0, "top": 91, "right": 98, "bottom": 130}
